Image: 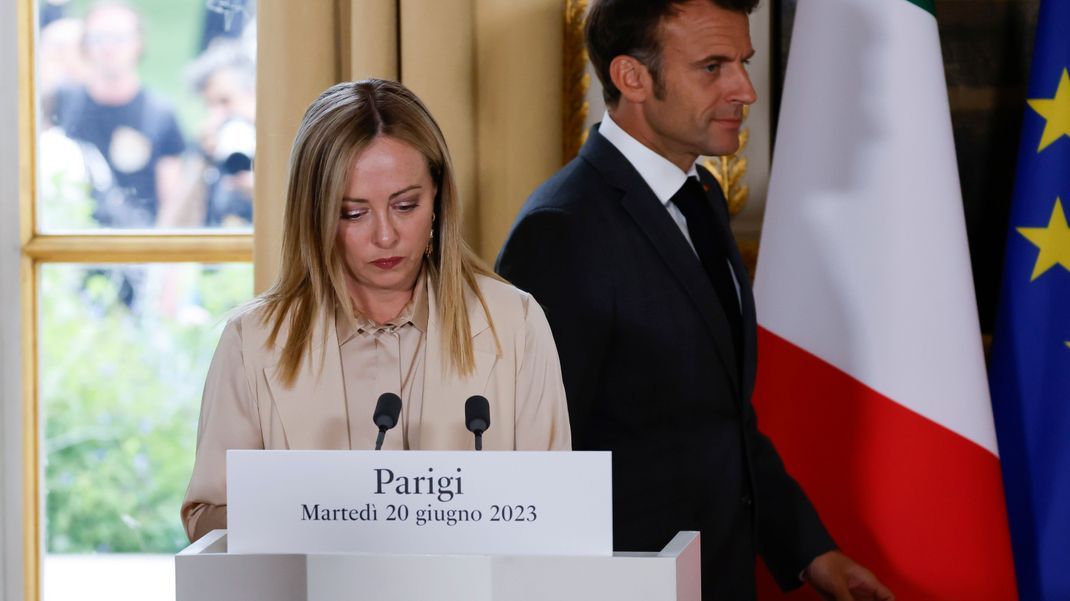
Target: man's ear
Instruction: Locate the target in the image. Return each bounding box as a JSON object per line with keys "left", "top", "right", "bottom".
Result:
{"left": 609, "top": 55, "right": 651, "bottom": 104}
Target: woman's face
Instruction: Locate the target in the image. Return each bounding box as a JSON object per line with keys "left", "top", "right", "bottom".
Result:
{"left": 336, "top": 135, "right": 435, "bottom": 305}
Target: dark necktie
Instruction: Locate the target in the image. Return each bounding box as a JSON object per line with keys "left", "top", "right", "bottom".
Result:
{"left": 670, "top": 177, "right": 743, "bottom": 359}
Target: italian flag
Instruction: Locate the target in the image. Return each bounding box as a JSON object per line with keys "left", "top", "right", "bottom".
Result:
{"left": 752, "top": 0, "right": 1018, "bottom": 598}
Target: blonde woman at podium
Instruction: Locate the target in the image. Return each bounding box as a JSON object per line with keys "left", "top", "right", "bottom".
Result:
{"left": 181, "top": 79, "right": 571, "bottom": 542}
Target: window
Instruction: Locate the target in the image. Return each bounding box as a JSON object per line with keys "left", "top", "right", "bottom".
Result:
{"left": 22, "top": 1, "right": 258, "bottom": 599}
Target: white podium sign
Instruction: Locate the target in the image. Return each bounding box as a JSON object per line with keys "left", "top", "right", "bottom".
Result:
{"left": 226, "top": 450, "right": 612, "bottom": 556}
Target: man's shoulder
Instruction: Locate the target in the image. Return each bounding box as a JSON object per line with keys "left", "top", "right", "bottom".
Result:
{"left": 53, "top": 84, "right": 87, "bottom": 108}
{"left": 524, "top": 154, "right": 614, "bottom": 214}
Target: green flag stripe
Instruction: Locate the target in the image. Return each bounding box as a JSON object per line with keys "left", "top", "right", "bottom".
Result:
{"left": 904, "top": 0, "right": 935, "bottom": 16}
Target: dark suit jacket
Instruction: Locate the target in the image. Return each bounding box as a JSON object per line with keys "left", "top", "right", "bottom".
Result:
{"left": 496, "top": 126, "right": 835, "bottom": 599}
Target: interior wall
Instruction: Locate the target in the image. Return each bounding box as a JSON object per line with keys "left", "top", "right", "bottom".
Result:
{"left": 1, "top": 0, "right": 24, "bottom": 596}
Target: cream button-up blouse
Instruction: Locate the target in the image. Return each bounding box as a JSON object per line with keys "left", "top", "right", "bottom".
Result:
{"left": 336, "top": 275, "right": 428, "bottom": 450}
{"left": 181, "top": 275, "right": 572, "bottom": 541}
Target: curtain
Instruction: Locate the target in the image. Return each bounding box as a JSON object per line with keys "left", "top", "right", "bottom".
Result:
{"left": 255, "top": 0, "right": 563, "bottom": 290}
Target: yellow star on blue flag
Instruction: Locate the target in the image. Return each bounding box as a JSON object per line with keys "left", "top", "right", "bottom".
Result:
{"left": 1027, "top": 68, "right": 1070, "bottom": 152}
{"left": 990, "top": 3, "right": 1070, "bottom": 599}
{"left": 1016, "top": 197, "right": 1070, "bottom": 280}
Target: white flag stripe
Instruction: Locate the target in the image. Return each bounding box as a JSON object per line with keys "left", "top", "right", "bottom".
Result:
{"left": 755, "top": 0, "right": 998, "bottom": 454}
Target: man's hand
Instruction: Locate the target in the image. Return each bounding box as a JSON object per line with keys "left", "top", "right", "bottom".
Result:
{"left": 804, "top": 550, "right": 894, "bottom": 601}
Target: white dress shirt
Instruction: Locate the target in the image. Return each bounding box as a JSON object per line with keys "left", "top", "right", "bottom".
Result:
{"left": 597, "top": 111, "right": 741, "bottom": 306}
{"left": 598, "top": 111, "right": 699, "bottom": 248}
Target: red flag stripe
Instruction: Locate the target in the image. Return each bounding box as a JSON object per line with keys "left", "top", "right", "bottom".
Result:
{"left": 753, "top": 326, "right": 1018, "bottom": 600}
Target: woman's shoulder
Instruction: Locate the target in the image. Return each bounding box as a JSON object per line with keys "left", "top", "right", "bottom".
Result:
{"left": 471, "top": 274, "right": 547, "bottom": 333}
{"left": 225, "top": 301, "right": 272, "bottom": 336}
{"left": 217, "top": 299, "right": 337, "bottom": 374}
{"left": 473, "top": 274, "right": 535, "bottom": 311}
{"left": 217, "top": 302, "right": 283, "bottom": 363}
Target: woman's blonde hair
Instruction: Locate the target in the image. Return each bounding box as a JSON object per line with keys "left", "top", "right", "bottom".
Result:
{"left": 256, "top": 79, "right": 500, "bottom": 385}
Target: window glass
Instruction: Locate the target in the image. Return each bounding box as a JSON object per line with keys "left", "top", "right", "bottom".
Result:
{"left": 37, "top": 0, "right": 256, "bottom": 231}
{"left": 40, "top": 262, "right": 253, "bottom": 600}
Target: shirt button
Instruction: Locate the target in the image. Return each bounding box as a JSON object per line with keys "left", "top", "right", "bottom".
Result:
{"left": 741, "top": 495, "right": 753, "bottom": 506}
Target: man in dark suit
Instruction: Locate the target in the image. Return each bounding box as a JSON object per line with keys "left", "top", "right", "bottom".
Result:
{"left": 497, "top": 1, "right": 893, "bottom": 599}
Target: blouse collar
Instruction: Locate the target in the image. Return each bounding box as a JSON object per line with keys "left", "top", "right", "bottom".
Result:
{"left": 336, "top": 269, "right": 430, "bottom": 344}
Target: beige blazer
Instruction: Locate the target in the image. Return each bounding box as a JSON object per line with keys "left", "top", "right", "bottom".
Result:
{"left": 181, "top": 275, "right": 571, "bottom": 541}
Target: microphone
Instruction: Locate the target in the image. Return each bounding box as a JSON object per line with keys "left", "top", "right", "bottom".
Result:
{"left": 372, "top": 392, "right": 402, "bottom": 450}
{"left": 464, "top": 395, "right": 491, "bottom": 451}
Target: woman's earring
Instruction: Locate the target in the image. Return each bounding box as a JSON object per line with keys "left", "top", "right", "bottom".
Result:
{"left": 425, "top": 213, "right": 437, "bottom": 258}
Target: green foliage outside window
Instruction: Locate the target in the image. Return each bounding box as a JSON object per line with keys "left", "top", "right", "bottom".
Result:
{"left": 41, "top": 262, "right": 251, "bottom": 553}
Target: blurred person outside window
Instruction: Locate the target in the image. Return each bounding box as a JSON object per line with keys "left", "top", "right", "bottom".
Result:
{"left": 39, "top": 16, "right": 86, "bottom": 104}
{"left": 172, "top": 40, "right": 255, "bottom": 228}
{"left": 50, "top": 0, "right": 186, "bottom": 228}
{"left": 38, "top": 16, "right": 101, "bottom": 230}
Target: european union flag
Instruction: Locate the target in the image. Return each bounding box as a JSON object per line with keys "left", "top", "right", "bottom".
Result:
{"left": 990, "top": 1, "right": 1070, "bottom": 599}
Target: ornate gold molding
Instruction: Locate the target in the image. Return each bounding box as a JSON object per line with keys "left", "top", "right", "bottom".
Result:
{"left": 562, "top": 0, "right": 589, "bottom": 163}
{"left": 737, "top": 238, "right": 759, "bottom": 282}
{"left": 703, "top": 105, "right": 750, "bottom": 217}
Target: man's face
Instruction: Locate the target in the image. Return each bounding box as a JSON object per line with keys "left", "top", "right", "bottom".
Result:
{"left": 203, "top": 69, "right": 256, "bottom": 124}
{"left": 639, "top": 1, "right": 757, "bottom": 159}
{"left": 83, "top": 6, "right": 142, "bottom": 79}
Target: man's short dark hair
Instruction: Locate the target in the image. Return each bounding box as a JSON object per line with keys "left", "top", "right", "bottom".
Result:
{"left": 585, "top": 0, "right": 759, "bottom": 107}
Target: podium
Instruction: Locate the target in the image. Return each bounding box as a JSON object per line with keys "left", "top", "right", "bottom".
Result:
{"left": 175, "top": 529, "right": 701, "bottom": 601}
{"left": 176, "top": 450, "right": 701, "bottom": 599}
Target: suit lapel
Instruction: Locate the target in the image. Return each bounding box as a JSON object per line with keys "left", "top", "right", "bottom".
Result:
{"left": 417, "top": 280, "right": 498, "bottom": 449}
{"left": 263, "top": 315, "right": 351, "bottom": 449}
{"left": 580, "top": 127, "right": 741, "bottom": 397}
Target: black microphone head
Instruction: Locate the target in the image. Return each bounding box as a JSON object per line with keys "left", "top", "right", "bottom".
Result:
{"left": 465, "top": 395, "right": 491, "bottom": 434}
{"left": 373, "top": 393, "right": 402, "bottom": 430}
